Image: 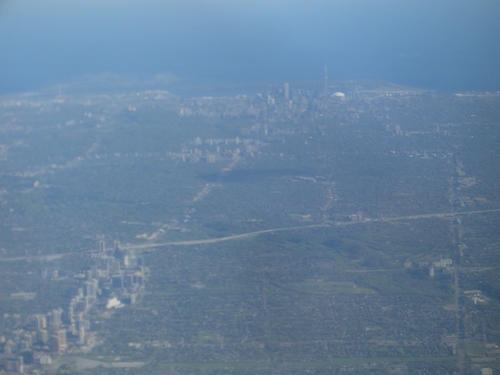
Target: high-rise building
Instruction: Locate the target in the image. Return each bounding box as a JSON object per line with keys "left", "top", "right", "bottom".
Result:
{"left": 99, "top": 257, "right": 108, "bottom": 271}
{"left": 17, "top": 356, "right": 24, "bottom": 373}
{"left": 35, "top": 314, "right": 47, "bottom": 330}
{"left": 78, "top": 326, "right": 85, "bottom": 345}
{"left": 84, "top": 280, "right": 97, "bottom": 299}
{"left": 78, "top": 326, "right": 85, "bottom": 344}
{"left": 22, "top": 333, "right": 33, "bottom": 348}
{"left": 112, "top": 274, "right": 124, "bottom": 288}
{"left": 37, "top": 330, "right": 48, "bottom": 344}
{"left": 125, "top": 273, "right": 134, "bottom": 288}
{"left": 98, "top": 240, "right": 106, "bottom": 256}
{"left": 5, "top": 340, "right": 18, "bottom": 355}
{"left": 91, "top": 264, "right": 99, "bottom": 279}
{"left": 67, "top": 301, "right": 75, "bottom": 324}
{"left": 99, "top": 269, "right": 109, "bottom": 280}
{"left": 55, "top": 330, "right": 67, "bottom": 353}
{"left": 21, "top": 340, "right": 31, "bottom": 351}
{"left": 129, "top": 293, "right": 137, "bottom": 305}
{"left": 6, "top": 357, "right": 23, "bottom": 373}
{"left": 49, "top": 308, "right": 63, "bottom": 332}
{"left": 111, "top": 260, "right": 121, "bottom": 275}
{"left": 284, "top": 82, "right": 290, "bottom": 100}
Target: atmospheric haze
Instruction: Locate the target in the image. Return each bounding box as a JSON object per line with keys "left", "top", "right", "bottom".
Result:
{"left": 0, "top": 0, "right": 499, "bottom": 94}
{"left": 0, "top": 1, "right": 500, "bottom": 375}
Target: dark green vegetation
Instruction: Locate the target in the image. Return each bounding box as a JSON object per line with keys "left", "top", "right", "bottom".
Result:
{"left": 0, "top": 89, "right": 500, "bottom": 374}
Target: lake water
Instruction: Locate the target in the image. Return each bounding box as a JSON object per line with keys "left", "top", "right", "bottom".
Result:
{"left": 0, "top": 0, "right": 499, "bottom": 95}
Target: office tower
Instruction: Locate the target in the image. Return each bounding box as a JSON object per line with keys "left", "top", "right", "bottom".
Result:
{"left": 21, "top": 350, "right": 34, "bottom": 365}
{"left": 111, "top": 259, "right": 121, "bottom": 273}
{"left": 21, "top": 340, "right": 31, "bottom": 351}
{"left": 5, "top": 340, "right": 19, "bottom": 355}
{"left": 51, "top": 330, "right": 67, "bottom": 353}
{"left": 49, "top": 308, "right": 63, "bottom": 332}
{"left": 37, "top": 330, "right": 48, "bottom": 344}
{"left": 112, "top": 274, "right": 124, "bottom": 288}
{"left": 125, "top": 273, "right": 134, "bottom": 288}
{"left": 23, "top": 333, "right": 33, "bottom": 348}
{"left": 284, "top": 82, "right": 290, "bottom": 100}
{"left": 78, "top": 326, "right": 85, "bottom": 345}
{"left": 91, "top": 264, "right": 99, "bottom": 279}
{"left": 98, "top": 240, "right": 105, "bottom": 256}
{"left": 35, "top": 314, "right": 42, "bottom": 330}
{"left": 84, "top": 280, "right": 97, "bottom": 299}
{"left": 17, "top": 357, "right": 24, "bottom": 374}
{"left": 129, "top": 293, "right": 137, "bottom": 304}
{"left": 99, "top": 268, "right": 109, "bottom": 280}
{"left": 57, "top": 330, "right": 67, "bottom": 352}
{"left": 35, "top": 314, "right": 47, "bottom": 330}
{"left": 7, "top": 357, "right": 23, "bottom": 373}
{"left": 99, "top": 258, "right": 107, "bottom": 270}
{"left": 67, "top": 300, "right": 75, "bottom": 324}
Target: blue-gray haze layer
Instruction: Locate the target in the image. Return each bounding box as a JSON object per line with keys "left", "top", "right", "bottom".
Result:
{"left": 0, "top": 0, "right": 499, "bottom": 94}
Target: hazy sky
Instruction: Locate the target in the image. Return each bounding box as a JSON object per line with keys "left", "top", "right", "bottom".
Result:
{"left": 0, "top": 0, "right": 499, "bottom": 94}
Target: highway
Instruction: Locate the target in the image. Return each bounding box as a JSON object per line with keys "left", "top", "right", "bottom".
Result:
{"left": 1, "top": 208, "right": 499, "bottom": 260}
{"left": 125, "top": 208, "right": 500, "bottom": 250}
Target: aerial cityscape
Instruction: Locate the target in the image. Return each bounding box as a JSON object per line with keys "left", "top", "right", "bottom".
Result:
{"left": 0, "top": 79, "right": 499, "bottom": 374}
{"left": 0, "top": 0, "right": 499, "bottom": 373}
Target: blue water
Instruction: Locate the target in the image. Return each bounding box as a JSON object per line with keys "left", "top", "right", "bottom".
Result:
{"left": 0, "top": 0, "right": 499, "bottom": 95}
